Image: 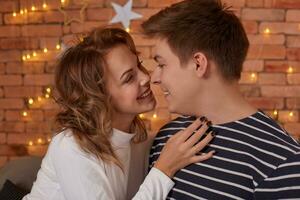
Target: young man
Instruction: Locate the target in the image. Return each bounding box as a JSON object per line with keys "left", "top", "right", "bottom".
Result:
{"left": 142, "top": 0, "right": 300, "bottom": 199}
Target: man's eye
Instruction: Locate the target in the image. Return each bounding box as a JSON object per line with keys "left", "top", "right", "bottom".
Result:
{"left": 157, "top": 64, "right": 165, "bottom": 68}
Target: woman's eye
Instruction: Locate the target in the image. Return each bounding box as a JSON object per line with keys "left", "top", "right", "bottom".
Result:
{"left": 157, "top": 64, "right": 165, "bottom": 68}
{"left": 125, "top": 75, "right": 133, "bottom": 83}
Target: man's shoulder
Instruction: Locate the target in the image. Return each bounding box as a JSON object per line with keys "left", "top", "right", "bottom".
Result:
{"left": 156, "top": 115, "right": 196, "bottom": 138}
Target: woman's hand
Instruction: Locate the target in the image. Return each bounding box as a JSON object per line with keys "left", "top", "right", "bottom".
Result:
{"left": 153, "top": 118, "right": 215, "bottom": 178}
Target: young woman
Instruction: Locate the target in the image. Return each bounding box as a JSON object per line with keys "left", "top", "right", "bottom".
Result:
{"left": 23, "top": 27, "right": 214, "bottom": 200}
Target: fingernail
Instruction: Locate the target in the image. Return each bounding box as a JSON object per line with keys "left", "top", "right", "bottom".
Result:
{"left": 199, "top": 116, "right": 207, "bottom": 122}
{"left": 211, "top": 131, "right": 217, "bottom": 137}
{"left": 206, "top": 121, "right": 212, "bottom": 127}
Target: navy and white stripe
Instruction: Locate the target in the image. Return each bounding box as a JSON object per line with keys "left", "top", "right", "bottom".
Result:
{"left": 149, "top": 111, "right": 300, "bottom": 199}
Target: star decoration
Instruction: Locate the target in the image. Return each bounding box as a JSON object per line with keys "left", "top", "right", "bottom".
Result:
{"left": 110, "top": 0, "right": 143, "bottom": 30}
{"left": 58, "top": 0, "right": 88, "bottom": 25}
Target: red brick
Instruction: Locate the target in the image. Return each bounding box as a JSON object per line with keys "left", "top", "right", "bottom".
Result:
{"left": 0, "top": 38, "right": 39, "bottom": 50}
{"left": 40, "top": 37, "right": 61, "bottom": 50}
{"left": 44, "top": 11, "right": 64, "bottom": 23}
{"left": 265, "top": 61, "right": 300, "bottom": 73}
{"left": 4, "top": 12, "right": 43, "bottom": 24}
{"left": 242, "top": 21, "right": 258, "bottom": 34}
{"left": 286, "top": 98, "right": 300, "bottom": 109}
{"left": 21, "top": 25, "right": 62, "bottom": 37}
{"left": 261, "top": 86, "right": 300, "bottom": 97}
{"left": 284, "top": 123, "right": 300, "bottom": 138}
{"left": 239, "top": 72, "right": 258, "bottom": 84}
{"left": 287, "top": 48, "right": 300, "bottom": 60}
{"left": 44, "top": 110, "right": 58, "bottom": 120}
{"left": 243, "top": 60, "right": 264, "bottom": 72}
{"left": 0, "top": 99, "right": 24, "bottom": 109}
{"left": 0, "top": 110, "right": 3, "bottom": 120}
{"left": 0, "top": 26, "right": 21, "bottom": 37}
{"left": 7, "top": 133, "right": 46, "bottom": 145}
{"left": 0, "top": 14, "right": 2, "bottom": 25}
{"left": 0, "top": 0, "right": 18, "bottom": 12}
{"left": 259, "top": 22, "right": 300, "bottom": 34}
{"left": 0, "top": 51, "right": 21, "bottom": 62}
{"left": 6, "top": 110, "right": 44, "bottom": 122}
{"left": 247, "top": 45, "right": 286, "bottom": 59}
{"left": 286, "top": 10, "right": 300, "bottom": 22}
{"left": 0, "top": 145, "right": 27, "bottom": 156}
{"left": 223, "top": 0, "right": 246, "bottom": 7}
{"left": 26, "top": 122, "right": 52, "bottom": 133}
{"left": 6, "top": 62, "right": 45, "bottom": 74}
{"left": 246, "top": 97, "right": 284, "bottom": 109}
{"left": 242, "top": 8, "right": 285, "bottom": 21}
{"left": 0, "top": 133, "right": 6, "bottom": 144}
{"left": 86, "top": 8, "right": 113, "bottom": 21}
{"left": 0, "top": 63, "right": 5, "bottom": 74}
{"left": 287, "top": 73, "right": 300, "bottom": 84}
{"left": 258, "top": 73, "right": 286, "bottom": 85}
{"left": 278, "top": 110, "right": 299, "bottom": 123}
{"left": 0, "top": 122, "right": 25, "bottom": 132}
{"left": 287, "top": 36, "right": 300, "bottom": 47}
{"left": 24, "top": 74, "right": 54, "bottom": 86}
{"left": 0, "top": 89, "right": 3, "bottom": 98}
{"left": 105, "top": 0, "right": 150, "bottom": 8}
{"left": 247, "top": 34, "right": 285, "bottom": 45}
{"left": 239, "top": 85, "right": 260, "bottom": 97}
{"left": 0, "top": 75, "right": 22, "bottom": 86}
{"left": 43, "top": 100, "right": 59, "bottom": 110}
{"left": 4, "top": 86, "right": 43, "bottom": 98}
{"left": 273, "top": 0, "right": 300, "bottom": 8}
{"left": 70, "top": 21, "right": 107, "bottom": 33}
{"left": 246, "top": 0, "right": 264, "bottom": 7}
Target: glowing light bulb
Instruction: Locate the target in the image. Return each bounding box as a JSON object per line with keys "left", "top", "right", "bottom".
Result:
{"left": 37, "top": 138, "right": 43, "bottom": 144}
{"left": 43, "top": 3, "right": 47, "bottom": 9}
{"left": 37, "top": 96, "right": 42, "bottom": 102}
{"left": 22, "top": 111, "right": 28, "bottom": 117}
{"left": 287, "top": 66, "right": 293, "bottom": 73}
{"left": 289, "top": 112, "right": 294, "bottom": 117}
{"left": 46, "top": 87, "right": 51, "bottom": 93}
{"left": 43, "top": 48, "right": 48, "bottom": 53}
{"left": 273, "top": 110, "right": 278, "bottom": 116}
{"left": 32, "top": 51, "right": 37, "bottom": 57}
{"left": 126, "top": 28, "right": 130, "bottom": 33}
{"left": 20, "top": 10, "right": 24, "bottom": 15}
{"left": 31, "top": 6, "right": 36, "bottom": 11}
{"left": 22, "top": 55, "right": 26, "bottom": 61}
{"left": 13, "top": 12, "right": 17, "bottom": 17}
{"left": 26, "top": 54, "right": 31, "bottom": 59}
{"left": 28, "top": 141, "right": 33, "bottom": 146}
{"left": 153, "top": 114, "right": 157, "bottom": 119}
{"left": 263, "top": 28, "right": 270, "bottom": 34}
{"left": 45, "top": 93, "right": 50, "bottom": 98}
{"left": 28, "top": 98, "right": 34, "bottom": 105}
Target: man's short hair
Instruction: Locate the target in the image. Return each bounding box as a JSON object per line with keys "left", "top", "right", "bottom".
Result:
{"left": 142, "top": 0, "right": 249, "bottom": 81}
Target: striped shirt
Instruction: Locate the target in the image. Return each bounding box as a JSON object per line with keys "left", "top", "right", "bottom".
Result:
{"left": 149, "top": 111, "right": 300, "bottom": 199}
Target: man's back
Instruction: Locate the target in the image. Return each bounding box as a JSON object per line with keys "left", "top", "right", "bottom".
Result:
{"left": 150, "top": 111, "right": 300, "bottom": 199}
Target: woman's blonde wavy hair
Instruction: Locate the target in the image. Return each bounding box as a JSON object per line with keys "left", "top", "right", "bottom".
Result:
{"left": 54, "top": 27, "right": 147, "bottom": 169}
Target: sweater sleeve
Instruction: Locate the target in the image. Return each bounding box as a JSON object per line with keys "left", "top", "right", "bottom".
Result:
{"left": 132, "top": 167, "right": 174, "bottom": 200}
{"left": 254, "top": 152, "right": 300, "bottom": 199}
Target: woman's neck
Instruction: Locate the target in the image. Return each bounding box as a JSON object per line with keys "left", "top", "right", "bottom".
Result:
{"left": 112, "top": 114, "right": 135, "bottom": 133}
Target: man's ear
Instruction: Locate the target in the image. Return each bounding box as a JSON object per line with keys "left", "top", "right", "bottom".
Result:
{"left": 193, "top": 52, "right": 208, "bottom": 78}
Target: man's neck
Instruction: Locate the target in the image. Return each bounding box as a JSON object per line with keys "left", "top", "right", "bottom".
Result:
{"left": 191, "top": 84, "right": 258, "bottom": 125}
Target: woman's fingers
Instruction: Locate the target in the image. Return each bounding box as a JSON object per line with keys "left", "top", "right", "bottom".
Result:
{"left": 178, "top": 117, "right": 205, "bottom": 142}
{"left": 184, "top": 121, "right": 210, "bottom": 147}
{"left": 191, "top": 131, "right": 215, "bottom": 154}
{"left": 191, "top": 150, "right": 215, "bottom": 163}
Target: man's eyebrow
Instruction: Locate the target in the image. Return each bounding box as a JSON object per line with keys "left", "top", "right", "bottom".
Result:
{"left": 120, "top": 69, "right": 133, "bottom": 80}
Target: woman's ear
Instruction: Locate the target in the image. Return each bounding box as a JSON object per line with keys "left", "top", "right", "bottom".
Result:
{"left": 193, "top": 52, "right": 208, "bottom": 78}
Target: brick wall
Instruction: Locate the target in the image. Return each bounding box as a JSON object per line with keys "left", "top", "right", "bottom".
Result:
{"left": 0, "top": 0, "right": 299, "bottom": 167}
